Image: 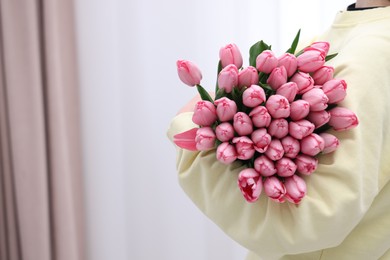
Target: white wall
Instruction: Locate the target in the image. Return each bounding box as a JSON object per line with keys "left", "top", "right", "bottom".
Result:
{"left": 75, "top": 1, "right": 351, "bottom": 259}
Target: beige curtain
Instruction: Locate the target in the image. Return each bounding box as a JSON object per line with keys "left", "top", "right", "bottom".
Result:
{"left": 0, "top": 1, "right": 85, "bottom": 260}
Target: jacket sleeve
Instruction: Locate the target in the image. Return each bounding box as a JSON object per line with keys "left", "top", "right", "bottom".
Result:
{"left": 166, "top": 38, "right": 390, "bottom": 259}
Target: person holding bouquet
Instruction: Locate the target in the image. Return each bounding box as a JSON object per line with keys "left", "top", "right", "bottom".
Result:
{"left": 167, "top": 1, "right": 390, "bottom": 259}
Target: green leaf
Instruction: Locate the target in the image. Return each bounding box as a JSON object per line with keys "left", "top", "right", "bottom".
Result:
{"left": 325, "top": 53, "right": 338, "bottom": 62}
{"left": 215, "top": 88, "right": 226, "bottom": 100}
{"left": 249, "top": 40, "right": 271, "bottom": 67}
{"left": 286, "top": 29, "right": 301, "bottom": 54}
{"left": 217, "top": 60, "right": 223, "bottom": 74}
{"left": 215, "top": 60, "right": 223, "bottom": 93}
{"left": 196, "top": 85, "right": 214, "bottom": 103}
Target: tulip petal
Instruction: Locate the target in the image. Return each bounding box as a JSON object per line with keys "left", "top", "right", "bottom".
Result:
{"left": 173, "top": 128, "right": 198, "bottom": 151}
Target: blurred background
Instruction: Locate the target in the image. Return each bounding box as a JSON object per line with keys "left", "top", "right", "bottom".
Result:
{"left": 0, "top": 0, "right": 351, "bottom": 260}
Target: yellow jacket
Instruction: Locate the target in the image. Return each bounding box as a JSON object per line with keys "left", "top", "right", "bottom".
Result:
{"left": 167, "top": 6, "right": 390, "bottom": 260}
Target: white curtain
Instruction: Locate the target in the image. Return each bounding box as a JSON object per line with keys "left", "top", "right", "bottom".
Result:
{"left": 74, "top": 0, "right": 351, "bottom": 259}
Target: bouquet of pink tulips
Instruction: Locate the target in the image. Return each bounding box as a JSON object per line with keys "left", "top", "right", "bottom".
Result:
{"left": 174, "top": 31, "right": 359, "bottom": 204}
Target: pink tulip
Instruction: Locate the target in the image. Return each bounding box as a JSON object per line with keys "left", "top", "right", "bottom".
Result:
{"left": 281, "top": 136, "right": 300, "bottom": 159}
{"left": 215, "top": 122, "right": 235, "bottom": 142}
{"left": 276, "top": 82, "right": 298, "bottom": 103}
{"left": 289, "top": 100, "right": 310, "bottom": 121}
{"left": 192, "top": 100, "right": 217, "bottom": 126}
{"left": 242, "top": 85, "right": 266, "bottom": 107}
{"left": 219, "top": 43, "right": 243, "bottom": 69}
{"left": 232, "top": 136, "right": 256, "bottom": 160}
{"left": 263, "top": 176, "right": 286, "bottom": 202}
{"left": 276, "top": 157, "right": 297, "bottom": 177}
{"left": 278, "top": 53, "right": 298, "bottom": 77}
{"left": 176, "top": 60, "right": 202, "bottom": 86}
{"left": 289, "top": 120, "right": 315, "bottom": 140}
{"left": 297, "top": 48, "right": 326, "bottom": 73}
{"left": 214, "top": 97, "right": 237, "bottom": 122}
{"left": 284, "top": 175, "right": 306, "bottom": 204}
{"left": 216, "top": 142, "right": 237, "bottom": 164}
{"left": 249, "top": 106, "right": 271, "bottom": 128}
{"left": 266, "top": 94, "right": 290, "bottom": 119}
{"left": 238, "top": 66, "right": 259, "bottom": 88}
{"left": 217, "top": 64, "right": 239, "bottom": 93}
{"left": 290, "top": 72, "right": 314, "bottom": 94}
{"left": 238, "top": 168, "right": 262, "bottom": 203}
{"left": 173, "top": 128, "right": 198, "bottom": 151}
{"left": 265, "top": 139, "right": 284, "bottom": 161}
{"left": 251, "top": 128, "right": 272, "bottom": 153}
{"left": 300, "top": 133, "right": 325, "bottom": 156}
{"left": 307, "top": 110, "right": 330, "bottom": 128}
{"left": 267, "top": 66, "right": 288, "bottom": 90}
{"left": 322, "top": 79, "right": 347, "bottom": 104}
{"left": 254, "top": 155, "right": 277, "bottom": 177}
{"left": 328, "top": 107, "right": 359, "bottom": 131}
{"left": 256, "top": 50, "right": 278, "bottom": 74}
{"left": 295, "top": 154, "right": 318, "bottom": 175}
{"left": 320, "top": 133, "right": 340, "bottom": 154}
{"left": 233, "top": 112, "right": 253, "bottom": 136}
{"left": 302, "top": 88, "right": 329, "bottom": 111}
{"left": 195, "top": 127, "right": 216, "bottom": 151}
{"left": 268, "top": 118, "right": 289, "bottom": 139}
{"left": 312, "top": 66, "right": 334, "bottom": 85}
{"left": 309, "top": 41, "right": 330, "bottom": 56}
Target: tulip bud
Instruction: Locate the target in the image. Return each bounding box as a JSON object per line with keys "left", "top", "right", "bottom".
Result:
{"left": 267, "top": 66, "right": 288, "bottom": 90}
{"left": 232, "top": 136, "right": 256, "bottom": 160}
{"left": 173, "top": 128, "right": 198, "bottom": 151}
{"left": 281, "top": 136, "right": 300, "bottom": 159}
{"left": 266, "top": 94, "right": 290, "bottom": 119}
{"left": 319, "top": 133, "right": 340, "bottom": 154}
{"left": 290, "top": 100, "right": 310, "bottom": 121}
{"left": 251, "top": 128, "right": 272, "bottom": 153}
{"left": 219, "top": 43, "right": 243, "bottom": 69}
{"left": 307, "top": 110, "right": 330, "bottom": 128}
{"left": 215, "top": 122, "right": 235, "bottom": 142}
{"left": 290, "top": 72, "right": 314, "bottom": 94}
{"left": 300, "top": 133, "right": 325, "bottom": 156}
{"left": 254, "top": 155, "right": 277, "bottom": 177}
{"left": 268, "top": 118, "right": 289, "bottom": 139}
{"left": 284, "top": 175, "right": 307, "bottom": 204}
{"left": 217, "top": 64, "right": 239, "bottom": 93}
{"left": 192, "top": 100, "right": 217, "bottom": 126}
{"left": 322, "top": 79, "right": 347, "bottom": 104}
{"left": 302, "top": 88, "right": 329, "bottom": 111}
{"left": 295, "top": 154, "right": 318, "bottom": 175}
{"left": 328, "top": 107, "right": 359, "bottom": 131}
{"left": 297, "top": 48, "right": 326, "bottom": 73}
{"left": 256, "top": 50, "right": 278, "bottom": 73}
{"left": 195, "top": 127, "right": 216, "bottom": 151}
{"left": 176, "top": 60, "right": 202, "bottom": 86}
{"left": 276, "top": 82, "right": 298, "bottom": 103}
{"left": 238, "top": 168, "right": 262, "bottom": 203}
{"left": 216, "top": 142, "right": 237, "bottom": 164}
{"left": 263, "top": 176, "right": 286, "bottom": 203}
{"left": 242, "top": 85, "right": 266, "bottom": 108}
{"left": 238, "top": 66, "right": 259, "bottom": 88}
{"left": 276, "top": 157, "right": 297, "bottom": 177}
{"left": 214, "top": 97, "right": 237, "bottom": 122}
{"left": 309, "top": 41, "right": 330, "bottom": 56}
{"left": 265, "top": 139, "right": 284, "bottom": 161}
{"left": 278, "top": 53, "right": 298, "bottom": 77}
{"left": 289, "top": 120, "right": 315, "bottom": 140}
{"left": 233, "top": 112, "right": 253, "bottom": 136}
{"left": 249, "top": 106, "right": 271, "bottom": 128}
{"left": 312, "top": 66, "right": 334, "bottom": 85}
